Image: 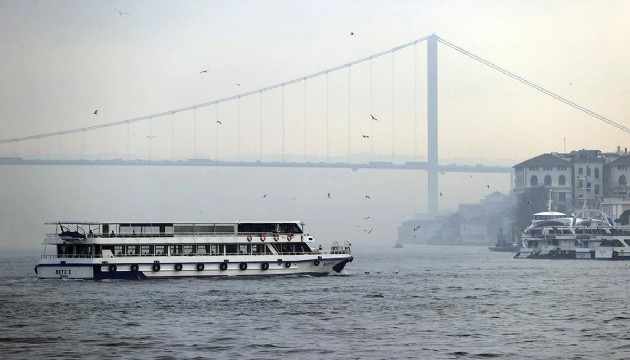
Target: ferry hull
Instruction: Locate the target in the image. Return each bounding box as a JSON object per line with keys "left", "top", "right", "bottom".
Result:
{"left": 36, "top": 256, "right": 353, "bottom": 280}
{"left": 594, "top": 248, "right": 630, "bottom": 260}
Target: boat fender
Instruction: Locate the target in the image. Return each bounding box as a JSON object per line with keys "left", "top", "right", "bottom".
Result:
{"left": 313, "top": 260, "right": 320, "bottom": 266}
{"left": 175, "top": 263, "right": 183, "bottom": 271}
{"left": 34, "top": 266, "right": 38, "bottom": 275}
{"left": 219, "top": 263, "right": 228, "bottom": 271}
{"left": 196, "top": 263, "right": 205, "bottom": 271}
{"left": 247, "top": 235, "right": 252, "bottom": 242}
{"left": 130, "top": 264, "right": 139, "bottom": 272}
{"left": 273, "top": 234, "right": 279, "bottom": 241}
{"left": 285, "top": 262, "right": 291, "bottom": 268}
{"left": 109, "top": 264, "right": 117, "bottom": 272}
{"left": 239, "top": 262, "right": 248, "bottom": 271}
{"left": 152, "top": 263, "right": 161, "bottom": 272}
{"left": 261, "top": 262, "right": 269, "bottom": 270}
{"left": 260, "top": 234, "right": 266, "bottom": 242}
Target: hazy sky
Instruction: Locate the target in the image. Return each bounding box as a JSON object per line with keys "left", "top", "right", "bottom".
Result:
{"left": 1, "top": 0, "right": 629, "bottom": 163}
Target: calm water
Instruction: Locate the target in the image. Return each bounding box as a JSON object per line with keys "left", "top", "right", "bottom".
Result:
{"left": 1, "top": 245, "right": 630, "bottom": 359}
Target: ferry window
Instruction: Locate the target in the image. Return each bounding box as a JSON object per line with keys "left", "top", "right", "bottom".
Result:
{"left": 252, "top": 244, "right": 266, "bottom": 255}
{"left": 280, "top": 223, "right": 303, "bottom": 234}
{"left": 194, "top": 225, "right": 214, "bottom": 234}
{"left": 225, "top": 244, "right": 237, "bottom": 255}
{"left": 170, "top": 245, "right": 182, "bottom": 255}
{"left": 239, "top": 244, "right": 249, "bottom": 255}
{"left": 559, "top": 175, "right": 566, "bottom": 186}
{"left": 210, "top": 244, "right": 221, "bottom": 255}
{"left": 625, "top": 240, "right": 630, "bottom": 246}
{"left": 127, "top": 245, "right": 139, "bottom": 255}
{"left": 174, "top": 225, "right": 194, "bottom": 235}
{"left": 544, "top": 175, "right": 552, "bottom": 186}
{"left": 141, "top": 245, "right": 152, "bottom": 255}
{"left": 114, "top": 245, "right": 124, "bottom": 255}
{"left": 155, "top": 245, "right": 167, "bottom": 255}
{"left": 183, "top": 245, "right": 195, "bottom": 255}
{"left": 530, "top": 175, "right": 538, "bottom": 186}
{"left": 197, "top": 245, "right": 209, "bottom": 254}
{"left": 552, "top": 240, "right": 559, "bottom": 246}
{"left": 215, "top": 225, "right": 235, "bottom": 233}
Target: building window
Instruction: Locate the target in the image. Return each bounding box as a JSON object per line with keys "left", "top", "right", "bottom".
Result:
{"left": 578, "top": 168, "right": 583, "bottom": 175}
{"left": 594, "top": 168, "right": 599, "bottom": 179}
{"left": 559, "top": 175, "right": 566, "bottom": 186}
{"left": 530, "top": 175, "right": 538, "bottom": 186}
{"left": 620, "top": 175, "right": 627, "bottom": 186}
{"left": 544, "top": 175, "right": 552, "bottom": 186}
{"left": 595, "top": 184, "right": 600, "bottom": 195}
{"left": 578, "top": 179, "right": 583, "bottom": 188}
{"left": 559, "top": 192, "right": 566, "bottom": 202}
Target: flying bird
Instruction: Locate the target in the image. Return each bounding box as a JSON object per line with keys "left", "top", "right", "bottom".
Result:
{"left": 413, "top": 226, "right": 421, "bottom": 231}
{"left": 350, "top": 32, "right": 355, "bottom": 35}
{"left": 364, "top": 229, "right": 373, "bottom": 234}
{"left": 364, "top": 216, "right": 370, "bottom": 220}
{"left": 114, "top": 8, "right": 129, "bottom": 15}
{"left": 486, "top": 185, "right": 490, "bottom": 189}
{"left": 439, "top": 192, "right": 443, "bottom": 197}
{"left": 365, "top": 195, "right": 371, "bottom": 199}
{"left": 200, "top": 70, "right": 209, "bottom": 74}
{"left": 235, "top": 83, "right": 241, "bottom": 86}
{"left": 469, "top": 174, "right": 473, "bottom": 178}
{"left": 216, "top": 120, "right": 222, "bottom": 125}
{"left": 370, "top": 114, "right": 378, "bottom": 121}
{"left": 262, "top": 194, "right": 267, "bottom": 198}
{"left": 93, "top": 110, "right": 98, "bottom": 115}
{"left": 327, "top": 192, "right": 331, "bottom": 199}
{"left": 527, "top": 201, "right": 533, "bottom": 205}
{"left": 362, "top": 135, "right": 369, "bottom": 138}
{"left": 146, "top": 135, "right": 156, "bottom": 139}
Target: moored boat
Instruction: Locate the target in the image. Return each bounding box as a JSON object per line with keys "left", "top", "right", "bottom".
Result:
{"left": 35, "top": 221, "right": 353, "bottom": 279}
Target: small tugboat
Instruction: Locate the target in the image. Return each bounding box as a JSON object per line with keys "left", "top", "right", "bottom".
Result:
{"left": 488, "top": 228, "right": 519, "bottom": 252}
{"left": 35, "top": 220, "right": 353, "bottom": 280}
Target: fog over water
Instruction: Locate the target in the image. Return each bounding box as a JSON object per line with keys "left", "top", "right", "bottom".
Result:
{"left": 0, "top": 165, "right": 509, "bottom": 253}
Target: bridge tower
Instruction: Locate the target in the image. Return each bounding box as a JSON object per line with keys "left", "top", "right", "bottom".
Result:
{"left": 427, "top": 34, "right": 439, "bottom": 213}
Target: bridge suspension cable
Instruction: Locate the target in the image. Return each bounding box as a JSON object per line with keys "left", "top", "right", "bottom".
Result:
{"left": 1, "top": 36, "right": 430, "bottom": 145}
{"left": 437, "top": 36, "right": 630, "bottom": 134}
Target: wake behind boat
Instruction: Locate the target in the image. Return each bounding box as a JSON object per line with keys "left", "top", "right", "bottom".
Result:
{"left": 35, "top": 221, "right": 353, "bottom": 280}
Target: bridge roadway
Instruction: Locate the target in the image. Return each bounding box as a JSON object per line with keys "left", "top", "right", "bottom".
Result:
{"left": 0, "top": 157, "right": 512, "bottom": 174}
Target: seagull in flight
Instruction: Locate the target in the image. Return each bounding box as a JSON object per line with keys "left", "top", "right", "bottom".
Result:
{"left": 364, "top": 229, "right": 373, "bottom": 234}
{"left": 200, "top": 70, "right": 209, "bottom": 74}
{"left": 114, "top": 8, "right": 129, "bottom": 15}
{"left": 439, "top": 192, "right": 443, "bottom": 197}
{"left": 146, "top": 135, "right": 156, "bottom": 139}
{"left": 413, "top": 226, "right": 421, "bottom": 231}
{"left": 236, "top": 83, "right": 241, "bottom": 86}
{"left": 262, "top": 194, "right": 267, "bottom": 198}
{"left": 93, "top": 110, "right": 98, "bottom": 115}
{"left": 362, "top": 135, "right": 369, "bottom": 138}
{"left": 216, "top": 120, "right": 222, "bottom": 125}
{"left": 486, "top": 185, "right": 491, "bottom": 189}
{"left": 365, "top": 195, "right": 371, "bottom": 199}
{"left": 370, "top": 114, "right": 378, "bottom": 121}
{"left": 364, "top": 216, "right": 370, "bottom": 220}
{"left": 327, "top": 192, "right": 331, "bottom": 199}
{"left": 350, "top": 32, "right": 355, "bottom": 35}
{"left": 527, "top": 201, "right": 533, "bottom": 205}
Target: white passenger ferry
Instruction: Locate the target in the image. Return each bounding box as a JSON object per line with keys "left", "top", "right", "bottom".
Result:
{"left": 35, "top": 221, "right": 353, "bottom": 280}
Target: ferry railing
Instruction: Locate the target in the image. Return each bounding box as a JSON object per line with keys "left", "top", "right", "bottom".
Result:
{"left": 46, "top": 231, "right": 308, "bottom": 239}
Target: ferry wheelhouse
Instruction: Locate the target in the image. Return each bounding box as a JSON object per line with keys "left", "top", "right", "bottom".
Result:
{"left": 35, "top": 221, "right": 353, "bottom": 280}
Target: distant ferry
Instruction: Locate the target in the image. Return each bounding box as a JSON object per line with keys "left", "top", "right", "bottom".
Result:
{"left": 35, "top": 221, "right": 353, "bottom": 280}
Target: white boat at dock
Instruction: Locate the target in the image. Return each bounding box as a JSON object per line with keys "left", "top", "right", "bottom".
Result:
{"left": 35, "top": 221, "right": 353, "bottom": 280}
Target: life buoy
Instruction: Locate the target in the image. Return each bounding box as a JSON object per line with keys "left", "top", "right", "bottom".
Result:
{"left": 175, "top": 263, "right": 183, "bottom": 271}
{"left": 239, "top": 262, "right": 247, "bottom": 271}
{"left": 287, "top": 234, "right": 293, "bottom": 241}
{"left": 152, "top": 263, "right": 161, "bottom": 272}
{"left": 130, "top": 264, "right": 139, "bottom": 272}
{"left": 247, "top": 235, "right": 253, "bottom": 242}
{"left": 313, "top": 260, "right": 320, "bottom": 266}
{"left": 260, "top": 234, "right": 266, "bottom": 242}
{"left": 196, "top": 263, "right": 205, "bottom": 271}
{"left": 285, "top": 262, "right": 291, "bottom": 268}
{"left": 261, "top": 262, "right": 269, "bottom": 270}
{"left": 273, "top": 234, "right": 279, "bottom": 241}
{"left": 219, "top": 262, "right": 228, "bottom": 271}
{"left": 109, "top": 264, "right": 117, "bottom": 272}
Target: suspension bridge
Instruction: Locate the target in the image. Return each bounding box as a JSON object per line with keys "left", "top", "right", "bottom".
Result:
{"left": 1, "top": 34, "right": 626, "bottom": 212}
